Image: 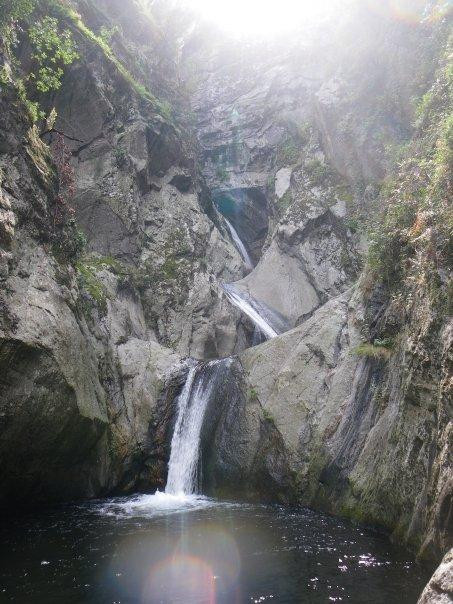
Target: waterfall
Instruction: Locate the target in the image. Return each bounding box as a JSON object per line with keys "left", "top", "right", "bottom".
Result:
{"left": 224, "top": 217, "right": 253, "bottom": 270}
{"left": 222, "top": 283, "right": 284, "bottom": 339}
{"left": 165, "top": 360, "right": 225, "bottom": 496}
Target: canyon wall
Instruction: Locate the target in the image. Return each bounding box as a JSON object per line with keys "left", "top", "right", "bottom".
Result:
{"left": 0, "top": 0, "right": 451, "bottom": 566}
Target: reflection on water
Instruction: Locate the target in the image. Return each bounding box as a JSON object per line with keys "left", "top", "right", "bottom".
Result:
{"left": 0, "top": 494, "right": 430, "bottom": 603}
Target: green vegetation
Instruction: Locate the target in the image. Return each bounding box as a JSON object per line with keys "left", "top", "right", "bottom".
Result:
{"left": 373, "top": 337, "right": 395, "bottom": 349}
{"left": 262, "top": 408, "right": 276, "bottom": 425}
{"left": 52, "top": 220, "right": 87, "bottom": 261}
{"left": 75, "top": 255, "right": 127, "bottom": 313}
{"left": 76, "top": 258, "right": 108, "bottom": 313}
{"left": 98, "top": 25, "right": 120, "bottom": 45}
{"left": 248, "top": 387, "right": 258, "bottom": 401}
{"left": 28, "top": 16, "right": 78, "bottom": 93}
{"left": 366, "top": 40, "right": 452, "bottom": 294}
{"left": 278, "top": 190, "right": 293, "bottom": 215}
{"left": 0, "top": 0, "right": 173, "bottom": 123}
{"left": 0, "top": 0, "right": 36, "bottom": 27}
{"left": 46, "top": 1, "right": 173, "bottom": 121}
{"left": 304, "top": 158, "right": 331, "bottom": 187}
{"left": 274, "top": 122, "right": 313, "bottom": 169}
{"left": 114, "top": 147, "right": 128, "bottom": 168}
{"left": 276, "top": 138, "right": 299, "bottom": 166}
{"left": 133, "top": 229, "right": 192, "bottom": 292}
{"left": 345, "top": 217, "right": 360, "bottom": 233}
{"left": 0, "top": 0, "right": 36, "bottom": 48}
{"left": 1, "top": 3, "right": 77, "bottom": 122}
{"left": 354, "top": 339, "right": 394, "bottom": 360}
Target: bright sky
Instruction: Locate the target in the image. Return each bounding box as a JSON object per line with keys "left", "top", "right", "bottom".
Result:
{"left": 180, "top": 0, "right": 340, "bottom": 35}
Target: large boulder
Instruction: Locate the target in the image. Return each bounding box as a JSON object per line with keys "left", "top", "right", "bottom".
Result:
{"left": 418, "top": 549, "right": 453, "bottom": 604}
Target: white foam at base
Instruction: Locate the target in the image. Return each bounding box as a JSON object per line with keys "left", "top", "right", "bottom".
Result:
{"left": 97, "top": 491, "right": 216, "bottom": 518}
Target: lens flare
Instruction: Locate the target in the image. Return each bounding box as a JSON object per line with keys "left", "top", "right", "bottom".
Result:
{"left": 364, "top": 0, "right": 452, "bottom": 25}
{"left": 175, "top": 526, "right": 241, "bottom": 588}
{"left": 144, "top": 554, "right": 216, "bottom": 603}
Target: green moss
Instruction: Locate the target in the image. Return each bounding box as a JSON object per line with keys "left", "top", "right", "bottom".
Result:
{"left": 75, "top": 255, "right": 125, "bottom": 313}
{"left": 345, "top": 217, "right": 360, "bottom": 233}
{"left": 248, "top": 387, "right": 258, "bottom": 402}
{"left": 304, "top": 158, "right": 331, "bottom": 186}
{"left": 278, "top": 190, "right": 293, "bottom": 215}
{"left": 354, "top": 342, "right": 393, "bottom": 360}
{"left": 133, "top": 229, "right": 192, "bottom": 291}
{"left": 76, "top": 265, "right": 107, "bottom": 311}
{"left": 276, "top": 138, "right": 300, "bottom": 167}
{"left": 262, "top": 408, "right": 276, "bottom": 425}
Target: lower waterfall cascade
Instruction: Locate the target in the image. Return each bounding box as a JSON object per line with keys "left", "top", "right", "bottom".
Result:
{"left": 161, "top": 216, "right": 286, "bottom": 500}
{"left": 162, "top": 222, "right": 284, "bottom": 498}
{"left": 165, "top": 360, "right": 229, "bottom": 496}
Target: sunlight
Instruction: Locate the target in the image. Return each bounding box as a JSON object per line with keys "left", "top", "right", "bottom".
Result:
{"left": 180, "top": 0, "right": 340, "bottom": 34}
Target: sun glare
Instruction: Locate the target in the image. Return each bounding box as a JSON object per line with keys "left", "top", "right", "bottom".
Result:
{"left": 181, "top": 0, "right": 338, "bottom": 35}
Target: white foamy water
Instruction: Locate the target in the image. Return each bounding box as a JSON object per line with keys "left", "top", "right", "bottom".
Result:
{"left": 97, "top": 491, "right": 216, "bottom": 518}
{"left": 224, "top": 217, "right": 253, "bottom": 270}
{"left": 222, "top": 283, "right": 278, "bottom": 339}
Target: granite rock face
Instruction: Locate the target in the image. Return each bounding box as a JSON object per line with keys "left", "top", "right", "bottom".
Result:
{"left": 236, "top": 281, "right": 452, "bottom": 560}
{"left": 0, "top": 83, "right": 182, "bottom": 506}
{"left": 45, "top": 0, "right": 249, "bottom": 360}
{"left": 418, "top": 549, "right": 453, "bottom": 604}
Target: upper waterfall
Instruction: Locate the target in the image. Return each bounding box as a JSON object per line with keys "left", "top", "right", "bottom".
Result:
{"left": 224, "top": 217, "right": 254, "bottom": 270}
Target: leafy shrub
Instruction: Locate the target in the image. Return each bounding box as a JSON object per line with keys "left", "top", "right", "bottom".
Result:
{"left": 28, "top": 16, "right": 79, "bottom": 93}
{"left": 374, "top": 337, "right": 395, "bottom": 349}
{"left": 0, "top": 0, "right": 36, "bottom": 31}
{"left": 276, "top": 138, "right": 299, "bottom": 166}
{"left": 52, "top": 219, "right": 86, "bottom": 261}
{"left": 98, "top": 25, "right": 119, "bottom": 44}
{"left": 49, "top": 3, "right": 173, "bottom": 121}
{"left": 76, "top": 259, "right": 108, "bottom": 312}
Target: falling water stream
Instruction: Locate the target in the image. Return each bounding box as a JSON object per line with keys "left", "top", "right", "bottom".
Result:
{"left": 224, "top": 217, "right": 254, "bottom": 270}
{"left": 0, "top": 223, "right": 432, "bottom": 603}
{"left": 166, "top": 360, "right": 226, "bottom": 496}
{"left": 222, "top": 282, "right": 289, "bottom": 339}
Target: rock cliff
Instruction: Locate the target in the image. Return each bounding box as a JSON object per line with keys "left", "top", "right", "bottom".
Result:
{"left": 0, "top": 0, "right": 451, "bottom": 574}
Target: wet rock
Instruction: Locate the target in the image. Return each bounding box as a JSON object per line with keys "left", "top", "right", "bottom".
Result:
{"left": 418, "top": 549, "right": 453, "bottom": 603}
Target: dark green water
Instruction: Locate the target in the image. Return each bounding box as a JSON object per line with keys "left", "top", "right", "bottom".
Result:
{"left": 0, "top": 494, "right": 431, "bottom": 603}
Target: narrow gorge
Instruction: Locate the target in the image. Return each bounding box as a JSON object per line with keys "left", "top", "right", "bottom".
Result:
{"left": 0, "top": 0, "right": 451, "bottom": 601}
